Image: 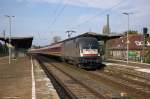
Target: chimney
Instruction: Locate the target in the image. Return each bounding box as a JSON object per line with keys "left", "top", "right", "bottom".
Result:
{"left": 107, "top": 14, "right": 110, "bottom": 34}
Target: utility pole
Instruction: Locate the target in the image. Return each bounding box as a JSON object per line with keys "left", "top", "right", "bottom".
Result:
{"left": 66, "top": 30, "right": 76, "bottom": 38}
{"left": 5, "top": 15, "right": 15, "bottom": 64}
{"left": 143, "top": 27, "right": 148, "bottom": 62}
{"left": 3, "top": 30, "right": 6, "bottom": 43}
{"left": 123, "top": 12, "right": 133, "bottom": 64}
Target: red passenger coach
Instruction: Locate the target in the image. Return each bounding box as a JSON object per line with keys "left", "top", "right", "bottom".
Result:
{"left": 47, "top": 43, "right": 63, "bottom": 56}
{"left": 30, "top": 42, "right": 63, "bottom": 57}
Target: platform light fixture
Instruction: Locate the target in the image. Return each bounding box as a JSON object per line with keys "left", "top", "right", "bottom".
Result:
{"left": 122, "top": 12, "right": 133, "bottom": 64}
{"left": 4, "top": 15, "right": 15, "bottom": 64}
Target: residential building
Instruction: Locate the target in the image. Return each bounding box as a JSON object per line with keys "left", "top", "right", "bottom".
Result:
{"left": 107, "top": 34, "right": 150, "bottom": 62}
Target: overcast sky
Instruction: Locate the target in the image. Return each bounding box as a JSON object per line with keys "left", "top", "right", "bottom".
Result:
{"left": 0, "top": 0, "right": 150, "bottom": 45}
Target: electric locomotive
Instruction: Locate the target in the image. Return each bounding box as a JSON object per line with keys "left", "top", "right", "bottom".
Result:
{"left": 63, "top": 37, "right": 101, "bottom": 69}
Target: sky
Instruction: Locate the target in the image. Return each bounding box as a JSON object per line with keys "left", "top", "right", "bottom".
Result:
{"left": 0, "top": 0, "right": 150, "bottom": 45}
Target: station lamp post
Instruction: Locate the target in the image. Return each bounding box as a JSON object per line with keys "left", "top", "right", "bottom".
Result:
{"left": 122, "top": 12, "right": 133, "bottom": 64}
{"left": 5, "top": 15, "right": 15, "bottom": 64}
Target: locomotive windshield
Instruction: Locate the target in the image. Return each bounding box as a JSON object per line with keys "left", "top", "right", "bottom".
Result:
{"left": 79, "top": 37, "right": 99, "bottom": 49}
{"left": 81, "top": 41, "right": 98, "bottom": 49}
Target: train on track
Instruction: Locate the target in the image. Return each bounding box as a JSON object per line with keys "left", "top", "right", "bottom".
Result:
{"left": 30, "top": 36, "right": 102, "bottom": 69}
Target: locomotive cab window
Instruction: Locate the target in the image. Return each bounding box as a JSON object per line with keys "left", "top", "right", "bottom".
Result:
{"left": 79, "top": 38, "right": 99, "bottom": 49}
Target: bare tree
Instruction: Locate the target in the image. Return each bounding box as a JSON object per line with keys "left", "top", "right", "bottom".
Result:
{"left": 53, "top": 36, "right": 61, "bottom": 43}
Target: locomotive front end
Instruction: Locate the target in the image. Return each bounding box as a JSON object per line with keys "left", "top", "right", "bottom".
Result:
{"left": 78, "top": 37, "right": 101, "bottom": 69}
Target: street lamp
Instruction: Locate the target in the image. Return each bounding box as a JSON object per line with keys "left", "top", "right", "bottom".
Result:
{"left": 5, "top": 15, "right": 15, "bottom": 64}
{"left": 122, "top": 12, "right": 133, "bottom": 64}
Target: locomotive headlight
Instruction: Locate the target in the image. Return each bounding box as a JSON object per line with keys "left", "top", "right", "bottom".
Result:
{"left": 80, "top": 53, "right": 83, "bottom": 57}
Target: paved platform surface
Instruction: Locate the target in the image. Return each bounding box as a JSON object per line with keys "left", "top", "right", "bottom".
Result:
{"left": 0, "top": 57, "right": 32, "bottom": 99}
{"left": 105, "top": 59, "right": 150, "bottom": 74}
{"left": 106, "top": 58, "right": 150, "bottom": 68}
{"left": 0, "top": 56, "right": 59, "bottom": 99}
{"left": 32, "top": 57, "right": 59, "bottom": 99}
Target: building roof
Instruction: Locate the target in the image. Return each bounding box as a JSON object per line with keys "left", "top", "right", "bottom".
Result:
{"left": 77, "top": 32, "right": 121, "bottom": 41}
{"left": 38, "top": 32, "right": 121, "bottom": 49}
{"left": 0, "top": 37, "right": 33, "bottom": 49}
{"left": 108, "top": 34, "right": 150, "bottom": 50}
{"left": 51, "top": 32, "right": 121, "bottom": 45}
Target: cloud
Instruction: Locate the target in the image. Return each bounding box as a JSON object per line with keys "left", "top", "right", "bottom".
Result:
{"left": 16, "top": 0, "right": 150, "bottom": 20}
{"left": 78, "top": 14, "right": 98, "bottom": 23}
{"left": 115, "top": 0, "right": 150, "bottom": 17}
{"left": 77, "top": 14, "right": 106, "bottom": 25}
{"left": 17, "top": 0, "right": 150, "bottom": 22}
{"left": 17, "top": 0, "right": 123, "bottom": 9}
{"left": 103, "top": 0, "right": 150, "bottom": 32}
{"left": 16, "top": 0, "right": 150, "bottom": 33}
{"left": 69, "top": 0, "right": 122, "bottom": 9}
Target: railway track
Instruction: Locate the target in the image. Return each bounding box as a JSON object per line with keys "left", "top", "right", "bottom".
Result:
{"left": 85, "top": 63, "right": 150, "bottom": 99}
{"left": 106, "top": 59, "right": 150, "bottom": 69}
{"left": 89, "top": 70, "right": 150, "bottom": 98}
{"left": 47, "top": 62, "right": 103, "bottom": 99}
{"left": 102, "top": 64, "right": 150, "bottom": 89}
{"left": 35, "top": 55, "right": 150, "bottom": 99}
{"left": 104, "top": 64, "right": 150, "bottom": 81}
{"left": 37, "top": 56, "right": 104, "bottom": 99}
{"left": 37, "top": 57, "right": 73, "bottom": 99}
{"left": 52, "top": 61, "right": 150, "bottom": 99}
{"left": 36, "top": 56, "right": 129, "bottom": 99}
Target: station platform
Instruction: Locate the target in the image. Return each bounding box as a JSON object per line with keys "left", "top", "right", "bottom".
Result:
{"left": 105, "top": 58, "right": 150, "bottom": 74}
{"left": 0, "top": 56, "right": 59, "bottom": 99}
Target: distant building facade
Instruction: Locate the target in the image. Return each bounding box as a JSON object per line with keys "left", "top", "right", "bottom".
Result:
{"left": 0, "top": 40, "right": 8, "bottom": 57}
{"left": 107, "top": 34, "right": 150, "bottom": 62}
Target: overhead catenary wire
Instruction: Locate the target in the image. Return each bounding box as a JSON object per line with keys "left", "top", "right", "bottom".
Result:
{"left": 69, "top": 0, "right": 125, "bottom": 29}
{"left": 46, "top": 0, "right": 62, "bottom": 33}
{"left": 50, "top": 0, "right": 69, "bottom": 29}
{"left": 52, "top": 0, "right": 63, "bottom": 16}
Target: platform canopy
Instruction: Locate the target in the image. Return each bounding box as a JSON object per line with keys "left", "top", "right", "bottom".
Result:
{"left": 77, "top": 32, "right": 121, "bottom": 41}
{"left": 60, "top": 32, "right": 121, "bottom": 43}
{"left": 0, "top": 37, "right": 33, "bottom": 49}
